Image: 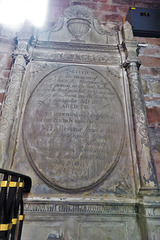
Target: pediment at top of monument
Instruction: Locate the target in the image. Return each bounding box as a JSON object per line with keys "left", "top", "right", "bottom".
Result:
{"left": 36, "top": 5, "right": 119, "bottom": 45}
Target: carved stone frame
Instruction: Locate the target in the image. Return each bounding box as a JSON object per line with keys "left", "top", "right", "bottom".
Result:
{"left": 0, "top": 6, "right": 158, "bottom": 196}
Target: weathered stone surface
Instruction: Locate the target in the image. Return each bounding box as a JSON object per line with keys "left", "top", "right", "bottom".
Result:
{"left": 0, "top": 4, "right": 159, "bottom": 240}
{"left": 22, "top": 198, "right": 141, "bottom": 240}
{"left": 22, "top": 65, "right": 125, "bottom": 191}
{"left": 9, "top": 7, "right": 139, "bottom": 200}
{"left": 22, "top": 214, "right": 141, "bottom": 240}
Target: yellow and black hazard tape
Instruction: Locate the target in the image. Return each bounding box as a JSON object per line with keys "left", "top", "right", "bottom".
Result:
{"left": 12, "top": 218, "right": 17, "bottom": 225}
{"left": 19, "top": 215, "right": 25, "bottom": 221}
{"left": 0, "top": 181, "right": 8, "bottom": 187}
{"left": 9, "top": 182, "right": 18, "bottom": 187}
{"left": 12, "top": 215, "right": 25, "bottom": 225}
{"left": 0, "top": 223, "right": 12, "bottom": 231}
{"left": 18, "top": 182, "right": 24, "bottom": 188}
{"left": 0, "top": 181, "right": 24, "bottom": 188}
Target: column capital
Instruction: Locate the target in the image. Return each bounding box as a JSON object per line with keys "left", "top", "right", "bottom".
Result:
{"left": 123, "top": 58, "right": 141, "bottom": 69}
{"left": 123, "top": 54, "right": 141, "bottom": 71}
{"left": 12, "top": 50, "right": 30, "bottom": 65}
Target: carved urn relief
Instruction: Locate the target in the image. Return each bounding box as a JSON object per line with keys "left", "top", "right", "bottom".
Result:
{"left": 67, "top": 18, "right": 91, "bottom": 41}
{"left": 64, "top": 5, "right": 93, "bottom": 41}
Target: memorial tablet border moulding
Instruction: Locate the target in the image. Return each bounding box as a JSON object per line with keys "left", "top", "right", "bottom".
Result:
{"left": 22, "top": 65, "right": 125, "bottom": 193}
{"left": 24, "top": 200, "right": 137, "bottom": 216}
{"left": 32, "top": 49, "right": 120, "bottom": 65}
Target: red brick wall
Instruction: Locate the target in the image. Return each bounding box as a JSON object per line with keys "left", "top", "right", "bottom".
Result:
{"left": 0, "top": 0, "right": 160, "bottom": 185}
{"left": 47, "top": 0, "right": 160, "bottom": 25}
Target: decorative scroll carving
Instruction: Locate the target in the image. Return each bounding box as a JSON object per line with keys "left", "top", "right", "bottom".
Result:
{"left": 36, "top": 5, "right": 118, "bottom": 44}
{"left": 63, "top": 6, "right": 109, "bottom": 42}
{"left": 51, "top": 17, "right": 64, "bottom": 32}
{"left": 93, "top": 19, "right": 107, "bottom": 35}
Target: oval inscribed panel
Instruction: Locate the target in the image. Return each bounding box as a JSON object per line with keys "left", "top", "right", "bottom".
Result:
{"left": 23, "top": 65, "right": 125, "bottom": 192}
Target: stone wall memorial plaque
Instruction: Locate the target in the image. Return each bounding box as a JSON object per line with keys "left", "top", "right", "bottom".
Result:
{"left": 2, "top": 4, "right": 159, "bottom": 240}
{"left": 22, "top": 65, "right": 125, "bottom": 192}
